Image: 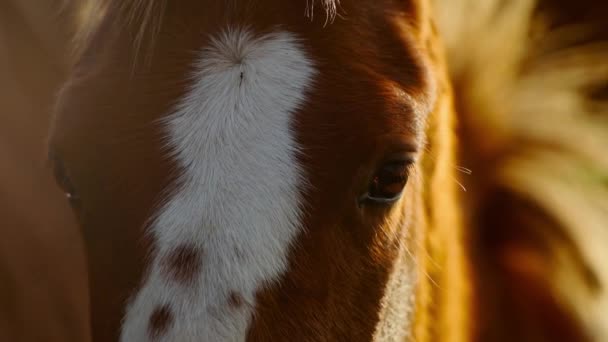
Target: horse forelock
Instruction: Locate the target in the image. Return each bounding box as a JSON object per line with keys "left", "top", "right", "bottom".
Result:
{"left": 71, "top": 0, "right": 343, "bottom": 65}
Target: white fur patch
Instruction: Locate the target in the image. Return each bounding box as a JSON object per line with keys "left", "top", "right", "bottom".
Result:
{"left": 120, "top": 28, "right": 316, "bottom": 341}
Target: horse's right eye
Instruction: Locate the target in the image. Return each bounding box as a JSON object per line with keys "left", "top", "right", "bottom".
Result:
{"left": 49, "top": 153, "right": 79, "bottom": 204}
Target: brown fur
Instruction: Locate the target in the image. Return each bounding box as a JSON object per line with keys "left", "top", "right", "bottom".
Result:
{"left": 50, "top": 1, "right": 473, "bottom": 341}
{"left": 148, "top": 305, "right": 173, "bottom": 338}
{"left": 2, "top": 0, "right": 606, "bottom": 341}
{"left": 0, "top": 1, "right": 90, "bottom": 341}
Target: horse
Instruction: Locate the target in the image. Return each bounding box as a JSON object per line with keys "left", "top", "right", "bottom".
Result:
{"left": 42, "top": 0, "right": 608, "bottom": 341}
{"left": 0, "top": 1, "right": 89, "bottom": 341}
{"left": 48, "top": 0, "right": 470, "bottom": 340}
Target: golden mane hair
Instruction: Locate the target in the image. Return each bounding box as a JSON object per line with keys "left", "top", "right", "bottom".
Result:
{"left": 435, "top": 0, "right": 608, "bottom": 339}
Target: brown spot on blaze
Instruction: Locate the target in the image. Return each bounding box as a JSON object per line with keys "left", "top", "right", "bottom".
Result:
{"left": 148, "top": 305, "right": 173, "bottom": 339}
{"left": 163, "top": 244, "right": 202, "bottom": 285}
{"left": 228, "top": 292, "right": 245, "bottom": 309}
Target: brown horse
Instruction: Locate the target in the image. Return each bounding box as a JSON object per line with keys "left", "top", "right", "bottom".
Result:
{"left": 49, "top": 0, "right": 470, "bottom": 340}
{"left": 3, "top": 0, "right": 606, "bottom": 341}
{"left": 0, "top": 1, "right": 89, "bottom": 341}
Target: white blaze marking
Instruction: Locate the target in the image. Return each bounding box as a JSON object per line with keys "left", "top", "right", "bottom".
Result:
{"left": 120, "top": 28, "right": 315, "bottom": 341}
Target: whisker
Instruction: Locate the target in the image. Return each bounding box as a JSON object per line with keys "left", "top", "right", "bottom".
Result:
{"left": 403, "top": 244, "right": 440, "bottom": 288}
{"left": 413, "top": 235, "right": 442, "bottom": 272}
{"left": 453, "top": 177, "right": 467, "bottom": 192}
{"left": 456, "top": 166, "right": 472, "bottom": 175}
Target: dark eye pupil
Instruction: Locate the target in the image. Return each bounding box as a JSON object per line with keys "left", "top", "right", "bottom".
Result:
{"left": 368, "top": 162, "right": 410, "bottom": 200}
{"left": 49, "top": 154, "right": 78, "bottom": 202}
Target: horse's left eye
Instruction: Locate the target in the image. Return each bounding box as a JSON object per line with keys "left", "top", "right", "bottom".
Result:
{"left": 363, "top": 160, "right": 413, "bottom": 204}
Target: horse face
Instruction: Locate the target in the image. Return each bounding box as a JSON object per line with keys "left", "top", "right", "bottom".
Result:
{"left": 49, "top": 1, "right": 437, "bottom": 340}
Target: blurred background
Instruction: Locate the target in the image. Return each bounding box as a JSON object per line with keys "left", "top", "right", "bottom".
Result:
{"left": 434, "top": 0, "right": 608, "bottom": 340}
{"left": 434, "top": 0, "right": 608, "bottom": 341}
{"left": 0, "top": 0, "right": 606, "bottom": 341}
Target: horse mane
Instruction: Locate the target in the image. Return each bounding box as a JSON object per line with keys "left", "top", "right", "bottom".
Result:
{"left": 434, "top": 0, "right": 608, "bottom": 339}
